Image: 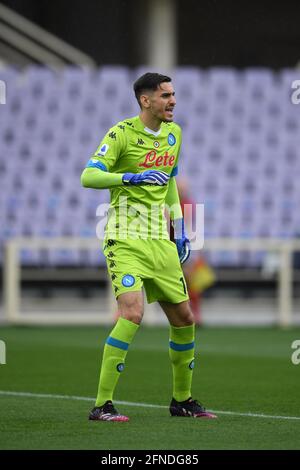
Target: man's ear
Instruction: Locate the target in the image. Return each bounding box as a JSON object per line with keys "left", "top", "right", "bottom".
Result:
{"left": 140, "top": 93, "right": 151, "bottom": 109}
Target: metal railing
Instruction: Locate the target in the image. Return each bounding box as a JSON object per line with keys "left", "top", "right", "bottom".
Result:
{"left": 3, "top": 237, "right": 300, "bottom": 326}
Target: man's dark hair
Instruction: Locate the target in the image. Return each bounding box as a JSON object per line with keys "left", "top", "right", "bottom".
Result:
{"left": 133, "top": 72, "right": 172, "bottom": 108}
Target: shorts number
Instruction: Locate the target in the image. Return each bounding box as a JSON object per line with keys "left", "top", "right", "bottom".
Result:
{"left": 180, "top": 276, "right": 187, "bottom": 295}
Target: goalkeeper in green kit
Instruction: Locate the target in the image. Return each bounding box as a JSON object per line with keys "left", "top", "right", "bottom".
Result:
{"left": 81, "top": 73, "right": 217, "bottom": 421}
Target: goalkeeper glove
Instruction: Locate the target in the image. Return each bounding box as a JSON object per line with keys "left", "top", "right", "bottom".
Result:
{"left": 173, "top": 218, "right": 191, "bottom": 264}
{"left": 122, "top": 170, "right": 170, "bottom": 186}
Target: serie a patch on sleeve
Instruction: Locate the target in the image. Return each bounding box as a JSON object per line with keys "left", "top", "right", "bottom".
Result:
{"left": 97, "top": 144, "right": 109, "bottom": 156}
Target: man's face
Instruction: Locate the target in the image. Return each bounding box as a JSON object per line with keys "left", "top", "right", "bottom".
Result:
{"left": 143, "top": 81, "right": 176, "bottom": 122}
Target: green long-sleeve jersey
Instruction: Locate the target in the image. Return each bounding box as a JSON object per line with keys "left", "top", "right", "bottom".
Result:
{"left": 82, "top": 115, "right": 182, "bottom": 239}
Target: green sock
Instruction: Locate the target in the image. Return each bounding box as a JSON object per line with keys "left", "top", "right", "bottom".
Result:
{"left": 169, "top": 324, "right": 195, "bottom": 402}
{"left": 95, "top": 317, "right": 139, "bottom": 406}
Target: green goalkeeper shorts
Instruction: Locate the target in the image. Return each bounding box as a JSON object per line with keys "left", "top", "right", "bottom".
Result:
{"left": 103, "top": 238, "right": 189, "bottom": 304}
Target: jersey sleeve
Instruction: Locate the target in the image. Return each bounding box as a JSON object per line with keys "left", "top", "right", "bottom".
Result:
{"left": 170, "top": 125, "right": 182, "bottom": 177}
{"left": 86, "top": 123, "right": 127, "bottom": 172}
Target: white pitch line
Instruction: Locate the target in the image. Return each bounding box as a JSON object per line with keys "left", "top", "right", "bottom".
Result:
{"left": 0, "top": 390, "right": 300, "bottom": 421}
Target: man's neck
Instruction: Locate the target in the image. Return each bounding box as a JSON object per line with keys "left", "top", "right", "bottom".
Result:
{"left": 139, "top": 112, "right": 162, "bottom": 132}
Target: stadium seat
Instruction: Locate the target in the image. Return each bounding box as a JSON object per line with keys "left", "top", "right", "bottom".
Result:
{"left": 1, "top": 66, "right": 300, "bottom": 268}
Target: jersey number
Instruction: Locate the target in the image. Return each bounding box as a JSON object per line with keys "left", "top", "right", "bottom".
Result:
{"left": 180, "top": 276, "right": 187, "bottom": 295}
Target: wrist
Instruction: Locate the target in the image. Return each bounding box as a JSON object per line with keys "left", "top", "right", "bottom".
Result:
{"left": 122, "top": 173, "right": 134, "bottom": 185}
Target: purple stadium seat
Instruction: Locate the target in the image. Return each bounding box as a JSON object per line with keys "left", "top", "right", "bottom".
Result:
{"left": 0, "top": 65, "right": 299, "bottom": 268}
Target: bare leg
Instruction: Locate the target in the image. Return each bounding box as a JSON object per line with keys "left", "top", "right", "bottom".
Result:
{"left": 159, "top": 299, "right": 194, "bottom": 326}
{"left": 117, "top": 290, "right": 144, "bottom": 324}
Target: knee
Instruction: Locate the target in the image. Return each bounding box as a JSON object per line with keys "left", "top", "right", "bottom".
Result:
{"left": 118, "top": 296, "right": 143, "bottom": 325}
{"left": 122, "top": 311, "right": 143, "bottom": 325}
{"left": 183, "top": 308, "right": 195, "bottom": 326}
{"left": 179, "top": 303, "right": 195, "bottom": 326}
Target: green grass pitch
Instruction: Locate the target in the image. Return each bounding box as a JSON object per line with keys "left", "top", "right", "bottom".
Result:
{"left": 0, "top": 325, "right": 300, "bottom": 450}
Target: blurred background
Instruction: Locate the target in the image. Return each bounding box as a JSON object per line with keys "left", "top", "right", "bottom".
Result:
{"left": 1, "top": 0, "right": 300, "bottom": 327}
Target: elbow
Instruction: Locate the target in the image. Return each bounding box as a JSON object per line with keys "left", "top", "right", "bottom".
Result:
{"left": 80, "top": 169, "right": 89, "bottom": 188}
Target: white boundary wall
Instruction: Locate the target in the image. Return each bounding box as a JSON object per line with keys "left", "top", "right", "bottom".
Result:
{"left": 4, "top": 237, "right": 300, "bottom": 326}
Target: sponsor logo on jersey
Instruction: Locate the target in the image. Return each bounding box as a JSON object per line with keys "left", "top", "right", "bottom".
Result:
{"left": 97, "top": 144, "right": 109, "bottom": 156}
{"left": 138, "top": 150, "right": 176, "bottom": 169}
{"left": 154, "top": 141, "right": 160, "bottom": 148}
{"left": 168, "top": 133, "right": 176, "bottom": 146}
{"left": 137, "top": 138, "right": 145, "bottom": 145}
{"left": 122, "top": 274, "right": 135, "bottom": 287}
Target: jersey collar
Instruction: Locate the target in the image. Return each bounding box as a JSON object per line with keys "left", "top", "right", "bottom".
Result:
{"left": 144, "top": 126, "right": 161, "bottom": 137}
{"left": 136, "top": 115, "right": 162, "bottom": 137}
